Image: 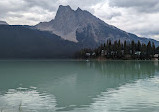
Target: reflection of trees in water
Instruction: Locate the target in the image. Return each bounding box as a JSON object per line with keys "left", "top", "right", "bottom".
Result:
{"left": 0, "top": 61, "right": 159, "bottom": 111}
{"left": 88, "top": 61, "right": 159, "bottom": 80}
{"left": 53, "top": 61, "right": 159, "bottom": 111}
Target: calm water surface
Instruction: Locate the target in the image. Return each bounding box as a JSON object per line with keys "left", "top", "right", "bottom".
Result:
{"left": 0, "top": 60, "right": 159, "bottom": 112}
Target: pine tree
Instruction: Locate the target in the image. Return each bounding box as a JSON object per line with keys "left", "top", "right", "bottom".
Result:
{"left": 131, "top": 40, "right": 135, "bottom": 57}
{"left": 147, "top": 41, "right": 152, "bottom": 58}
{"left": 141, "top": 43, "right": 146, "bottom": 59}
{"left": 117, "top": 40, "right": 122, "bottom": 58}
{"left": 114, "top": 41, "right": 118, "bottom": 56}
{"left": 137, "top": 40, "right": 141, "bottom": 51}
{"left": 124, "top": 40, "right": 128, "bottom": 55}
{"left": 152, "top": 42, "right": 155, "bottom": 55}
{"left": 107, "top": 40, "right": 112, "bottom": 58}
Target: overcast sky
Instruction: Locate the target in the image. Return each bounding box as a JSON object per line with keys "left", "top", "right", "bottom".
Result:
{"left": 0, "top": 0, "right": 159, "bottom": 40}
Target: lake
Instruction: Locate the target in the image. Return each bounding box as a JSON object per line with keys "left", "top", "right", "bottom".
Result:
{"left": 0, "top": 60, "right": 159, "bottom": 112}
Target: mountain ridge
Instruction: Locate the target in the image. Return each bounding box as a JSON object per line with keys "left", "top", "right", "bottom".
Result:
{"left": 0, "top": 21, "right": 9, "bottom": 25}
{"left": 35, "top": 5, "right": 159, "bottom": 47}
{"left": 35, "top": 5, "right": 112, "bottom": 43}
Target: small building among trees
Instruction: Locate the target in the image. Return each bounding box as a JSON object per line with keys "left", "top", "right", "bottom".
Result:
{"left": 76, "top": 40, "right": 159, "bottom": 60}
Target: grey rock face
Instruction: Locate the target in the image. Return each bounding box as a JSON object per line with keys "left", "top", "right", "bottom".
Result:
{"left": 35, "top": 5, "right": 108, "bottom": 42}
{"left": 35, "top": 5, "right": 159, "bottom": 47}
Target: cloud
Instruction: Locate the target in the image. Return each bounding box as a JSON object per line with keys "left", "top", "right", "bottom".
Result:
{"left": 109, "top": 0, "right": 159, "bottom": 13}
{"left": 91, "top": 0, "right": 159, "bottom": 40}
{"left": 0, "top": 0, "right": 57, "bottom": 25}
{"left": 91, "top": 2, "right": 122, "bottom": 20}
{"left": 0, "top": 0, "right": 103, "bottom": 25}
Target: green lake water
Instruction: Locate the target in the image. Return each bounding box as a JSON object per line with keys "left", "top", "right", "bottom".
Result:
{"left": 0, "top": 60, "right": 159, "bottom": 112}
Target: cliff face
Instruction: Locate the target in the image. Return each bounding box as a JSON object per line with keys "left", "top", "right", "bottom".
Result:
{"left": 35, "top": 5, "right": 99, "bottom": 42}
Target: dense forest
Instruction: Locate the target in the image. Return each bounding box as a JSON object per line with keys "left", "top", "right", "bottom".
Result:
{"left": 75, "top": 40, "right": 159, "bottom": 60}
{"left": 0, "top": 25, "right": 80, "bottom": 58}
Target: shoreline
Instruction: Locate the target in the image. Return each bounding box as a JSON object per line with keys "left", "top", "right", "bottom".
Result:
{"left": 0, "top": 58, "right": 158, "bottom": 61}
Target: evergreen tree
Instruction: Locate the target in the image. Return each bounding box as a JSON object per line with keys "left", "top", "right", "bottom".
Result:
{"left": 117, "top": 40, "right": 122, "bottom": 58}
{"left": 137, "top": 40, "right": 141, "bottom": 51}
{"left": 152, "top": 42, "right": 155, "bottom": 55}
{"left": 124, "top": 40, "right": 129, "bottom": 55}
{"left": 141, "top": 43, "right": 146, "bottom": 59}
{"left": 131, "top": 40, "right": 135, "bottom": 56}
{"left": 108, "top": 40, "right": 112, "bottom": 57}
{"left": 156, "top": 46, "right": 159, "bottom": 54}
{"left": 76, "top": 39, "right": 158, "bottom": 60}
{"left": 114, "top": 41, "right": 118, "bottom": 57}
{"left": 147, "top": 41, "right": 152, "bottom": 58}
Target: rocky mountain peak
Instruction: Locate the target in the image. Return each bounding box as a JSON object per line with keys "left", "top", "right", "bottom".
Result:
{"left": 35, "top": 5, "right": 109, "bottom": 42}
{"left": 76, "top": 7, "right": 82, "bottom": 12}
{"left": 55, "top": 5, "right": 73, "bottom": 19}
{"left": 59, "top": 5, "right": 72, "bottom": 10}
{"left": 35, "top": 5, "right": 159, "bottom": 47}
{"left": 52, "top": 5, "right": 78, "bottom": 41}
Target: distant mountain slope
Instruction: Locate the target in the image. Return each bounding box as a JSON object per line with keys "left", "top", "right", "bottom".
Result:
{"left": 0, "top": 25, "right": 79, "bottom": 58}
{"left": 0, "top": 21, "right": 8, "bottom": 25}
{"left": 35, "top": 5, "right": 159, "bottom": 47}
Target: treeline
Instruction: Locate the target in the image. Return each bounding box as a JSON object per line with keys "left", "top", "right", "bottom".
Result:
{"left": 75, "top": 40, "right": 159, "bottom": 60}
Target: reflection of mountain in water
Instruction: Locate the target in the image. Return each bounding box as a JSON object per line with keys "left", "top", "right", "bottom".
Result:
{"left": 0, "top": 61, "right": 158, "bottom": 111}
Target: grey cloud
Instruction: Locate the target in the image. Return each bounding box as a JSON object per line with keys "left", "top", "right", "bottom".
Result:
{"left": 0, "top": 0, "right": 103, "bottom": 25}
{"left": 98, "top": 12, "right": 122, "bottom": 20}
{"left": 0, "top": 0, "right": 57, "bottom": 24}
{"left": 121, "top": 20, "right": 159, "bottom": 40}
{"left": 23, "top": 0, "right": 102, "bottom": 12}
{"left": 67, "top": 0, "right": 102, "bottom": 8}
{"left": 136, "top": 29, "right": 159, "bottom": 38}
{"left": 110, "top": 0, "right": 159, "bottom": 13}
{"left": 23, "top": 0, "right": 57, "bottom": 11}
{"left": 106, "top": 12, "right": 121, "bottom": 20}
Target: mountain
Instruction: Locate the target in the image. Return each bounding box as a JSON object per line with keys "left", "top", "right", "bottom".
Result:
{"left": 0, "top": 5, "right": 158, "bottom": 59}
{"left": 0, "top": 21, "right": 8, "bottom": 25}
{"left": 35, "top": 5, "right": 159, "bottom": 47}
{"left": 0, "top": 25, "right": 79, "bottom": 58}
